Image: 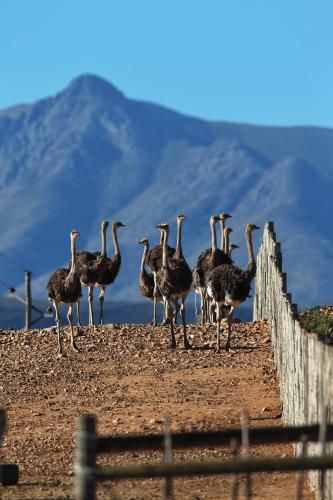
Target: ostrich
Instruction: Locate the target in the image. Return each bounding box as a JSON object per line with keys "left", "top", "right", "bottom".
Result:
{"left": 229, "top": 243, "right": 239, "bottom": 258}
{"left": 209, "top": 227, "right": 233, "bottom": 323}
{"left": 219, "top": 212, "right": 232, "bottom": 251}
{"left": 95, "top": 221, "right": 125, "bottom": 324}
{"left": 193, "top": 215, "right": 232, "bottom": 324}
{"left": 207, "top": 223, "right": 260, "bottom": 352}
{"left": 76, "top": 221, "right": 109, "bottom": 326}
{"left": 138, "top": 238, "right": 163, "bottom": 324}
{"left": 47, "top": 230, "right": 82, "bottom": 355}
{"left": 155, "top": 224, "right": 192, "bottom": 349}
{"left": 145, "top": 230, "right": 175, "bottom": 274}
{"left": 146, "top": 215, "right": 183, "bottom": 326}
{"left": 138, "top": 238, "right": 181, "bottom": 325}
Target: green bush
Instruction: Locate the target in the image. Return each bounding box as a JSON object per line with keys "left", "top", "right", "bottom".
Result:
{"left": 299, "top": 306, "right": 333, "bottom": 345}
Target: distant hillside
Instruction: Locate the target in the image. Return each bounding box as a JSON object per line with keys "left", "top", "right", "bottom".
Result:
{"left": 0, "top": 74, "right": 332, "bottom": 311}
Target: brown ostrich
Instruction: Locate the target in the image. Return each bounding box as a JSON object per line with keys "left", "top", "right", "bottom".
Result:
{"left": 47, "top": 230, "right": 82, "bottom": 355}
{"left": 95, "top": 221, "right": 125, "bottom": 324}
{"left": 207, "top": 223, "right": 260, "bottom": 352}
{"left": 193, "top": 215, "right": 232, "bottom": 324}
{"left": 76, "top": 221, "right": 109, "bottom": 326}
{"left": 155, "top": 224, "right": 192, "bottom": 349}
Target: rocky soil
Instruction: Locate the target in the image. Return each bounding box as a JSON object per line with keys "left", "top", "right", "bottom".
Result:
{"left": 0, "top": 320, "right": 314, "bottom": 499}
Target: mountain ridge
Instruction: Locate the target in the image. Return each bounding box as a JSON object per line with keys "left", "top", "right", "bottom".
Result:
{"left": 0, "top": 74, "right": 332, "bottom": 310}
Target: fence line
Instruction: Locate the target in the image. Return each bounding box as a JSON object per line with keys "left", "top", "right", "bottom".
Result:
{"left": 74, "top": 415, "right": 333, "bottom": 500}
{"left": 254, "top": 221, "right": 333, "bottom": 499}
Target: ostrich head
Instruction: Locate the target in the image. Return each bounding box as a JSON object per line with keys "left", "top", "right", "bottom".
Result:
{"left": 224, "top": 227, "right": 233, "bottom": 235}
{"left": 230, "top": 243, "right": 239, "bottom": 251}
{"left": 219, "top": 212, "right": 232, "bottom": 222}
{"left": 156, "top": 223, "right": 169, "bottom": 231}
{"left": 70, "top": 230, "right": 80, "bottom": 239}
{"left": 101, "top": 220, "right": 109, "bottom": 228}
{"left": 113, "top": 221, "right": 125, "bottom": 229}
{"left": 177, "top": 214, "right": 186, "bottom": 223}
{"left": 246, "top": 223, "right": 260, "bottom": 233}
{"left": 138, "top": 238, "right": 149, "bottom": 245}
{"left": 210, "top": 215, "right": 222, "bottom": 224}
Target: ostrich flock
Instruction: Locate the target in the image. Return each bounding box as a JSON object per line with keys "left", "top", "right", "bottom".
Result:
{"left": 47, "top": 214, "right": 259, "bottom": 355}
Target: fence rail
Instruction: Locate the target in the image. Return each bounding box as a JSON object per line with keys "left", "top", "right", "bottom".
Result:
{"left": 96, "top": 425, "right": 333, "bottom": 453}
{"left": 74, "top": 414, "right": 333, "bottom": 500}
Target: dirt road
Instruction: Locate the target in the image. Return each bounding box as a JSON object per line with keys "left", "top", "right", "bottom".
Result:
{"left": 0, "top": 321, "right": 314, "bottom": 499}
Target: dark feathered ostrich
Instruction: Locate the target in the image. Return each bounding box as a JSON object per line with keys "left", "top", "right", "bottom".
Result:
{"left": 138, "top": 238, "right": 163, "bottom": 324}
{"left": 155, "top": 223, "right": 192, "bottom": 349}
{"left": 95, "top": 221, "right": 125, "bottom": 324}
{"left": 145, "top": 232, "right": 175, "bottom": 274}
{"left": 76, "top": 221, "right": 109, "bottom": 326}
{"left": 47, "top": 230, "right": 82, "bottom": 355}
{"left": 146, "top": 215, "right": 183, "bottom": 326}
{"left": 207, "top": 223, "right": 260, "bottom": 352}
{"left": 193, "top": 215, "right": 233, "bottom": 324}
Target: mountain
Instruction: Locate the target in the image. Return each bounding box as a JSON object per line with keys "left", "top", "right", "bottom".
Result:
{"left": 0, "top": 74, "right": 332, "bottom": 315}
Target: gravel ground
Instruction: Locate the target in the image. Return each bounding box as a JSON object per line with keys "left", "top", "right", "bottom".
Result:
{"left": 0, "top": 320, "right": 314, "bottom": 499}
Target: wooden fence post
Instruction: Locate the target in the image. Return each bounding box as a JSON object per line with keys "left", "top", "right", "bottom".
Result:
{"left": 241, "top": 410, "right": 252, "bottom": 499}
{"left": 25, "top": 270, "right": 32, "bottom": 330}
{"left": 295, "top": 434, "right": 308, "bottom": 500}
{"left": 75, "top": 415, "right": 97, "bottom": 500}
{"left": 319, "top": 407, "right": 328, "bottom": 500}
{"left": 230, "top": 437, "right": 239, "bottom": 500}
{"left": 162, "top": 418, "right": 173, "bottom": 500}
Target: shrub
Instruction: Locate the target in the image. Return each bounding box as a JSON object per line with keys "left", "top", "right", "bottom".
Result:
{"left": 299, "top": 306, "right": 333, "bottom": 345}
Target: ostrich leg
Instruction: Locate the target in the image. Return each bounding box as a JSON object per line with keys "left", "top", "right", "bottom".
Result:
{"left": 200, "top": 289, "right": 205, "bottom": 324}
{"left": 225, "top": 306, "right": 235, "bottom": 351}
{"left": 180, "top": 298, "right": 191, "bottom": 349}
{"left": 88, "top": 286, "right": 95, "bottom": 326}
{"left": 67, "top": 305, "right": 79, "bottom": 353}
{"left": 166, "top": 299, "right": 176, "bottom": 348}
{"left": 215, "top": 302, "right": 221, "bottom": 353}
{"left": 99, "top": 287, "right": 105, "bottom": 325}
{"left": 152, "top": 272, "right": 158, "bottom": 326}
{"left": 76, "top": 300, "right": 82, "bottom": 327}
{"left": 53, "top": 300, "right": 62, "bottom": 355}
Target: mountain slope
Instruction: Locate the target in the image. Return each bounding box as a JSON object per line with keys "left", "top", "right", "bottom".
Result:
{"left": 0, "top": 74, "right": 332, "bottom": 309}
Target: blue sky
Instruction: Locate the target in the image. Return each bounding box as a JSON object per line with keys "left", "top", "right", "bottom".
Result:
{"left": 0, "top": 0, "right": 332, "bottom": 127}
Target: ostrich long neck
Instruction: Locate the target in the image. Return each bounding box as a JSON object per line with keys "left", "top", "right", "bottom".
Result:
{"left": 162, "top": 228, "right": 169, "bottom": 268}
{"left": 101, "top": 225, "right": 107, "bottom": 258}
{"left": 140, "top": 243, "right": 149, "bottom": 275}
{"left": 220, "top": 219, "right": 225, "bottom": 251}
{"left": 69, "top": 236, "right": 77, "bottom": 276}
{"left": 244, "top": 228, "right": 256, "bottom": 278}
{"left": 211, "top": 220, "right": 217, "bottom": 255}
{"left": 224, "top": 229, "right": 230, "bottom": 258}
{"left": 174, "top": 219, "right": 184, "bottom": 259}
{"left": 112, "top": 225, "right": 120, "bottom": 256}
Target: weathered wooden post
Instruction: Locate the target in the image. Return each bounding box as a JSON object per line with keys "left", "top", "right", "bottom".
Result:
{"left": 0, "top": 409, "right": 19, "bottom": 486}
{"left": 319, "top": 407, "right": 328, "bottom": 500}
{"left": 230, "top": 437, "right": 239, "bottom": 500}
{"left": 295, "top": 434, "right": 308, "bottom": 500}
{"left": 162, "top": 418, "right": 173, "bottom": 500}
{"left": 241, "top": 410, "right": 252, "bottom": 499}
{"left": 75, "top": 415, "right": 97, "bottom": 500}
{"left": 25, "top": 270, "right": 32, "bottom": 330}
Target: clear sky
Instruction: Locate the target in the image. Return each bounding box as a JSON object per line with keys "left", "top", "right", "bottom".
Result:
{"left": 0, "top": 0, "right": 332, "bottom": 127}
